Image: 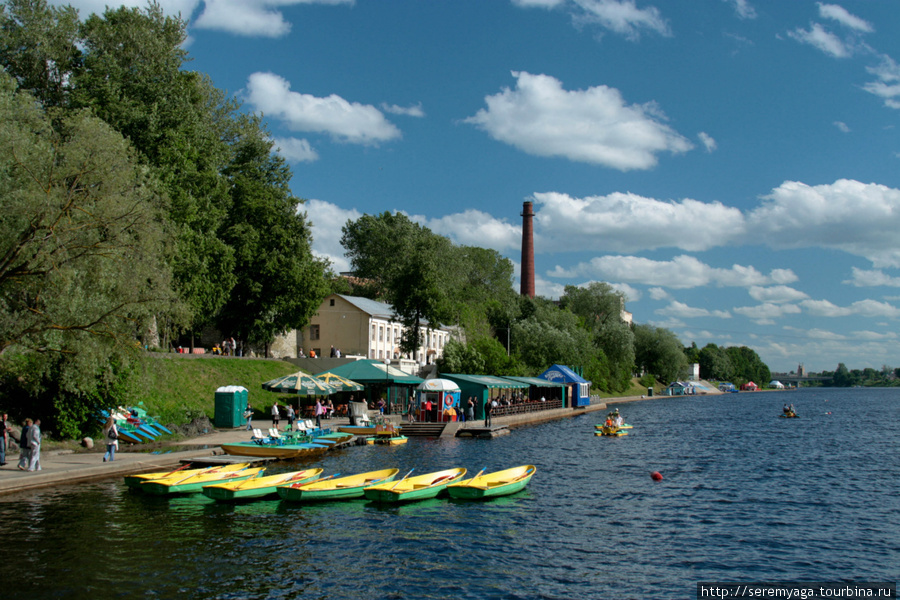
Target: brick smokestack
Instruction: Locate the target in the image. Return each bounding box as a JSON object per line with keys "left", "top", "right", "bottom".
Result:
{"left": 520, "top": 201, "right": 535, "bottom": 298}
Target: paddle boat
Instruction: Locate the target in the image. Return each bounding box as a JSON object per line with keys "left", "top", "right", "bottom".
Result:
{"left": 779, "top": 411, "right": 800, "bottom": 418}
{"left": 364, "top": 422, "right": 407, "bottom": 445}
{"left": 202, "top": 468, "right": 323, "bottom": 501}
{"left": 276, "top": 468, "right": 399, "bottom": 501}
{"left": 447, "top": 465, "right": 536, "bottom": 500}
{"left": 139, "top": 465, "right": 265, "bottom": 495}
{"left": 124, "top": 463, "right": 250, "bottom": 489}
{"left": 595, "top": 425, "right": 628, "bottom": 437}
{"left": 364, "top": 468, "right": 466, "bottom": 503}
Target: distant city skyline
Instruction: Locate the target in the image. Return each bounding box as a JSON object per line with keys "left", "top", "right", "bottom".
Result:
{"left": 52, "top": 1, "right": 900, "bottom": 373}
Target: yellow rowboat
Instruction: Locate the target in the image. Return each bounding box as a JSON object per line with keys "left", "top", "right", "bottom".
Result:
{"left": 366, "top": 435, "right": 408, "bottom": 445}
{"left": 447, "top": 465, "right": 536, "bottom": 500}
{"left": 202, "top": 468, "right": 324, "bottom": 501}
{"left": 140, "top": 466, "right": 265, "bottom": 495}
{"left": 364, "top": 468, "right": 466, "bottom": 503}
{"left": 124, "top": 463, "right": 249, "bottom": 489}
{"left": 277, "top": 468, "right": 399, "bottom": 501}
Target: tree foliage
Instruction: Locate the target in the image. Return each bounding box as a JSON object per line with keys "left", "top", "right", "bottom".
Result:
{"left": 633, "top": 324, "right": 689, "bottom": 384}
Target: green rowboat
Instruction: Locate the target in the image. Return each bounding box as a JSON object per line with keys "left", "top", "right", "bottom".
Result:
{"left": 202, "top": 468, "right": 323, "bottom": 501}
{"left": 447, "top": 465, "right": 535, "bottom": 500}
{"left": 139, "top": 466, "right": 264, "bottom": 495}
{"left": 364, "top": 468, "right": 466, "bottom": 503}
{"left": 276, "top": 468, "right": 399, "bottom": 501}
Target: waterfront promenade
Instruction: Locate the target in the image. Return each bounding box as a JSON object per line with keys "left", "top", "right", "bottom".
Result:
{"left": 0, "top": 395, "right": 658, "bottom": 495}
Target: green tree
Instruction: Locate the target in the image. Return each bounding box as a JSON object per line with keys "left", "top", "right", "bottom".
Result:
{"left": 698, "top": 343, "right": 733, "bottom": 381}
{"left": 0, "top": 0, "right": 81, "bottom": 108}
{"left": 0, "top": 72, "right": 180, "bottom": 432}
{"left": 633, "top": 324, "right": 688, "bottom": 384}
{"left": 561, "top": 282, "right": 635, "bottom": 392}
{"left": 216, "top": 116, "right": 330, "bottom": 349}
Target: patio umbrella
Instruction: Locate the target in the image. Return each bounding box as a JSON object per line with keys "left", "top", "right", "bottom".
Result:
{"left": 262, "top": 372, "right": 337, "bottom": 396}
{"left": 316, "top": 372, "right": 365, "bottom": 392}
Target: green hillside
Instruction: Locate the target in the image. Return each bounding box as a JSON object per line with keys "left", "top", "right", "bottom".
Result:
{"left": 137, "top": 356, "right": 299, "bottom": 423}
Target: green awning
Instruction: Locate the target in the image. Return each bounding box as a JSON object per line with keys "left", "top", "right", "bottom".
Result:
{"left": 316, "top": 359, "right": 424, "bottom": 385}
{"left": 501, "top": 376, "right": 567, "bottom": 388}
{"left": 440, "top": 374, "right": 528, "bottom": 389}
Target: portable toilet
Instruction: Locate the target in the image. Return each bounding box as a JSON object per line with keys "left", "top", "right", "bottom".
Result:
{"left": 214, "top": 385, "right": 249, "bottom": 428}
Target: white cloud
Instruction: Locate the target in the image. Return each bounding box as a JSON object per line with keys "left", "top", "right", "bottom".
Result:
{"left": 380, "top": 103, "right": 425, "bottom": 118}
{"left": 648, "top": 287, "right": 670, "bottom": 301}
{"left": 782, "top": 326, "right": 846, "bottom": 340}
{"left": 549, "top": 254, "right": 797, "bottom": 289}
{"left": 464, "top": 71, "right": 692, "bottom": 171}
{"left": 569, "top": 0, "right": 670, "bottom": 40}
{"left": 422, "top": 210, "right": 521, "bottom": 252}
{"left": 244, "top": 72, "right": 401, "bottom": 145}
{"left": 511, "top": 0, "right": 565, "bottom": 8}
{"left": 698, "top": 132, "right": 717, "bottom": 152}
{"left": 864, "top": 55, "right": 900, "bottom": 110}
{"left": 271, "top": 136, "right": 319, "bottom": 163}
{"left": 788, "top": 22, "right": 850, "bottom": 58}
{"left": 747, "top": 179, "right": 900, "bottom": 268}
{"left": 843, "top": 267, "right": 900, "bottom": 287}
{"left": 851, "top": 330, "right": 898, "bottom": 341}
{"left": 817, "top": 3, "right": 873, "bottom": 33}
{"left": 303, "top": 199, "right": 360, "bottom": 273}
{"left": 533, "top": 191, "right": 740, "bottom": 253}
{"left": 732, "top": 302, "right": 802, "bottom": 325}
{"left": 193, "top": 0, "right": 352, "bottom": 37}
{"left": 748, "top": 285, "right": 809, "bottom": 304}
{"left": 801, "top": 298, "right": 900, "bottom": 318}
{"left": 833, "top": 121, "right": 851, "bottom": 132}
{"left": 656, "top": 301, "right": 731, "bottom": 319}
{"left": 724, "top": 0, "right": 756, "bottom": 20}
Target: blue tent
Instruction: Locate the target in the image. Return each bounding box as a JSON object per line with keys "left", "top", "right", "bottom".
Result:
{"left": 538, "top": 364, "right": 592, "bottom": 407}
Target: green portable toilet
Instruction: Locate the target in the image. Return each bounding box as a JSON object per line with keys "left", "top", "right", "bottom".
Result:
{"left": 214, "top": 385, "right": 248, "bottom": 428}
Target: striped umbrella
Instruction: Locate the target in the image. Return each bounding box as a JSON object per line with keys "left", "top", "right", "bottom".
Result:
{"left": 262, "top": 372, "right": 337, "bottom": 396}
{"left": 316, "top": 372, "right": 365, "bottom": 392}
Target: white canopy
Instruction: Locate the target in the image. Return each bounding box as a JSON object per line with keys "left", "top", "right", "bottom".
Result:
{"left": 417, "top": 378, "right": 460, "bottom": 392}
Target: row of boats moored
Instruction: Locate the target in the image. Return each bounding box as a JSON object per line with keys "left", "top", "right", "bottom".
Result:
{"left": 124, "top": 464, "right": 536, "bottom": 503}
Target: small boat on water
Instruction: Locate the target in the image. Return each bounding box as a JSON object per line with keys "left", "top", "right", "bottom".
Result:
{"left": 365, "top": 422, "right": 407, "bottom": 445}
{"left": 447, "top": 465, "right": 535, "bottom": 500}
{"left": 124, "top": 463, "right": 250, "bottom": 489}
{"left": 595, "top": 426, "right": 628, "bottom": 437}
{"left": 202, "top": 468, "right": 323, "bottom": 501}
{"left": 364, "top": 468, "right": 466, "bottom": 503}
{"left": 277, "top": 468, "right": 399, "bottom": 502}
{"left": 594, "top": 423, "right": 632, "bottom": 430}
{"left": 220, "top": 441, "right": 331, "bottom": 458}
{"left": 779, "top": 412, "right": 800, "bottom": 419}
{"left": 140, "top": 466, "right": 264, "bottom": 495}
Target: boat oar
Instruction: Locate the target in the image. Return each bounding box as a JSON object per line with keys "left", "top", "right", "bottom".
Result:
{"left": 169, "top": 465, "right": 219, "bottom": 486}
{"left": 391, "top": 468, "right": 414, "bottom": 490}
{"left": 232, "top": 468, "right": 266, "bottom": 490}
{"left": 160, "top": 463, "right": 193, "bottom": 478}
{"left": 469, "top": 467, "right": 486, "bottom": 484}
{"left": 290, "top": 473, "right": 340, "bottom": 488}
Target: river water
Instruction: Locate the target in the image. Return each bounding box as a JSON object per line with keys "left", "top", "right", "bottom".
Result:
{"left": 2, "top": 388, "right": 898, "bottom": 599}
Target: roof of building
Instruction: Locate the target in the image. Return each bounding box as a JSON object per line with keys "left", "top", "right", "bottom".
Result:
{"left": 538, "top": 364, "right": 590, "bottom": 385}
{"left": 441, "top": 374, "right": 528, "bottom": 389}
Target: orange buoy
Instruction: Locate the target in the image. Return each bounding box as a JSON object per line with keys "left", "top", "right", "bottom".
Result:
{"left": 650, "top": 471, "right": 663, "bottom": 482}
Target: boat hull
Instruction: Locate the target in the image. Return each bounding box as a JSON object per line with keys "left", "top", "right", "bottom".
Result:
{"left": 277, "top": 468, "right": 399, "bottom": 501}
{"left": 220, "top": 442, "right": 330, "bottom": 458}
{"left": 337, "top": 426, "right": 378, "bottom": 436}
{"left": 140, "top": 468, "right": 265, "bottom": 495}
{"left": 124, "top": 463, "right": 249, "bottom": 488}
{"left": 366, "top": 435, "right": 408, "bottom": 445}
{"left": 447, "top": 465, "right": 535, "bottom": 500}
{"left": 595, "top": 426, "right": 628, "bottom": 436}
{"left": 202, "top": 468, "right": 323, "bottom": 501}
{"left": 364, "top": 468, "right": 466, "bottom": 503}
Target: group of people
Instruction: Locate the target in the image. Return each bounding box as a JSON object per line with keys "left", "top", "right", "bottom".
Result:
{"left": 213, "top": 337, "right": 239, "bottom": 356}
{"left": 0, "top": 415, "right": 43, "bottom": 471}
{"left": 604, "top": 409, "right": 624, "bottom": 429}
{"left": 783, "top": 403, "right": 796, "bottom": 416}
{"left": 269, "top": 399, "right": 336, "bottom": 431}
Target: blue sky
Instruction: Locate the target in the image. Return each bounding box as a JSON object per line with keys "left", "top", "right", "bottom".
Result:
{"left": 53, "top": 0, "right": 900, "bottom": 374}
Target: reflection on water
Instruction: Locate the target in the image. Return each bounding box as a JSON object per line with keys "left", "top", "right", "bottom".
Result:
{"left": 2, "top": 388, "right": 899, "bottom": 599}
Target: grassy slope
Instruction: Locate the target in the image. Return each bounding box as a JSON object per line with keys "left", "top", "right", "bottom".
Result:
{"left": 136, "top": 356, "right": 299, "bottom": 423}
{"left": 135, "top": 356, "right": 659, "bottom": 425}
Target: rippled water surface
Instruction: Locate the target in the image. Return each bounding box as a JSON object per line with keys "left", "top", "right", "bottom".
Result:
{"left": 3, "top": 388, "right": 899, "bottom": 599}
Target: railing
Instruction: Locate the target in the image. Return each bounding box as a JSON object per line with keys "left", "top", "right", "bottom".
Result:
{"left": 491, "top": 399, "right": 562, "bottom": 416}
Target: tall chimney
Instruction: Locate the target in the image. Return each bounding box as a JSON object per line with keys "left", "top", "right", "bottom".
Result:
{"left": 520, "top": 201, "right": 535, "bottom": 298}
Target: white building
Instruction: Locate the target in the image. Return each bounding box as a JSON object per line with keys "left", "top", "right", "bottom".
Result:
{"left": 299, "top": 294, "right": 452, "bottom": 365}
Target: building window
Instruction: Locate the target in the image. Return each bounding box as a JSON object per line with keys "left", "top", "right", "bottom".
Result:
{"left": 310, "top": 324, "right": 320, "bottom": 340}
{"left": 379, "top": 326, "right": 384, "bottom": 342}
{"left": 329, "top": 298, "right": 335, "bottom": 306}
{"left": 371, "top": 324, "right": 376, "bottom": 340}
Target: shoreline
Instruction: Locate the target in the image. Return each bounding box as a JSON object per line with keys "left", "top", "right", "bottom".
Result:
{"left": 0, "top": 389, "right": 722, "bottom": 496}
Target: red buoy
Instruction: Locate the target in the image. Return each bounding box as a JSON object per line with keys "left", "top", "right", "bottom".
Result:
{"left": 650, "top": 471, "right": 663, "bottom": 482}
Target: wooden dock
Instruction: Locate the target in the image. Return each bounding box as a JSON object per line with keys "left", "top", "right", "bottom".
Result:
{"left": 455, "top": 425, "right": 510, "bottom": 439}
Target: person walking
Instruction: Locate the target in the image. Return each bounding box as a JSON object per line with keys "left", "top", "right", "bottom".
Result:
{"left": 314, "top": 398, "right": 324, "bottom": 429}
{"left": 16, "top": 418, "right": 32, "bottom": 471}
{"left": 271, "top": 403, "right": 280, "bottom": 429}
{"left": 466, "top": 397, "right": 475, "bottom": 422}
{"left": 484, "top": 399, "right": 492, "bottom": 428}
{"left": 286, "top": 404, "right": 295, "bottom": 431}
{"left": 0, "top": 412, "right": 9, "bottom": 466}
{"left": 102, "top": 416, "right": 119, "bottom": 462}
{"left": 27, "top": 418, "right": 41, "bottom": 471}
{"left": 244, "top": 404, "right": 253, "bottom": 430}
